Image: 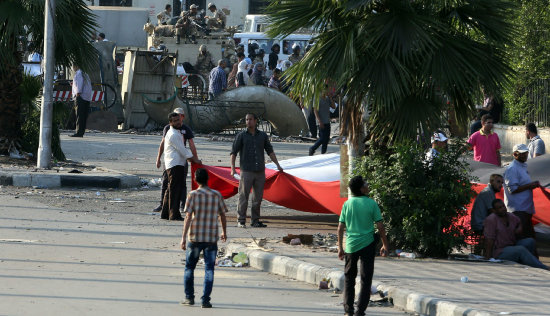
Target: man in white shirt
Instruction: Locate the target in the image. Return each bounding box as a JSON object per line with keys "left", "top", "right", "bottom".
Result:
{"left": 162, "top": 112, "right": 193, "bottom": 221}
{"left": 425, "top": 132, "right": 447, "bottom": 163}
{"left": 71, "top": 64, "right": 92, "bottom": 137}
{"left": 526, "top": 123, "right": 545, "bottom": 159}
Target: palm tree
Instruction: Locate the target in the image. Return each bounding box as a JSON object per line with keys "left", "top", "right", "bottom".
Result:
{"left": 0, "top": 0, "right": 97, "bottom": 154}
{"left": 266, "top": 0, "right": 516, "bottom": 146}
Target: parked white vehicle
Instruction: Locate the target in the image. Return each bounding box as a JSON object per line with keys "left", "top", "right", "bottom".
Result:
{"left": 234, "top": 15, "right": 314, "bottom": 66}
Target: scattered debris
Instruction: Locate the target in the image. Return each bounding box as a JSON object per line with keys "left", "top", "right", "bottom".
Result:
{"left": 290, "top": 238, "right": 301, "bottom": 246}
{"left": 282, "top": 234, "right": 313, "bottom": 245}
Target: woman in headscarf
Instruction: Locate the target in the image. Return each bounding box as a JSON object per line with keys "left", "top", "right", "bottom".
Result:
{"left": 251, "top": 62, "right": 266, "bottom": 86}
{"left": 236, "top": 60, "right": 249, "bottom": 87}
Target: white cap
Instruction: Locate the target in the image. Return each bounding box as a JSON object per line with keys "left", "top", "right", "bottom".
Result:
{"left": 513, "top": 143, "right": 528, "bottom": 153}
{"left": 174, "top": 107, "right": 185, "bottom": 115}
{"left": 431, "top": 132, "right": 448, "bottom": 143}
{"left": 190, "top": 4, "right": 198, "bottom": 9}
{"left": 208, "top": 3, "right": 214, "bottom": 8}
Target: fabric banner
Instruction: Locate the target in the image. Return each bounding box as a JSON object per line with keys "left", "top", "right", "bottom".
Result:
{"left": 191, "top": 153, "right": 347, "bottom": 214}
{"left": 191, "top": 153, "right": 550, "bottom": 225}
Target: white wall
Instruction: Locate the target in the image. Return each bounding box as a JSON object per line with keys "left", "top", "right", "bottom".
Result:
{"left": 90, "top": 6, "right": 149, "bottom": 47}
{"left": 133, "top": 0, "right": 166, "bottom": 24}
{"left": 210, "top": 0, "right": 248, "bottom": 27}
{"left": 494, "top": 124, "right": 550, "bottom": 155}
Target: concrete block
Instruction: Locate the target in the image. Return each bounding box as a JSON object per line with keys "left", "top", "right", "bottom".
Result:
{"left": 119, "top": 175, "right": 141, "bottom": 188}
{"left": 30, "top": 174, "right": 61, "bottom": 188}
{"left": 12, "top": 174, "right": 31, "bottom": 187}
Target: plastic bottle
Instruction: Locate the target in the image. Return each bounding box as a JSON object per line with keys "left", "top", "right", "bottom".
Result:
{"left": 398, "top": 252, "right": 416, "bottom": 259}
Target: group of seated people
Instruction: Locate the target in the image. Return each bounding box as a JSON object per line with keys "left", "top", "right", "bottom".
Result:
{"left": 471, "top": 174, "right": 548, "bottom": 270}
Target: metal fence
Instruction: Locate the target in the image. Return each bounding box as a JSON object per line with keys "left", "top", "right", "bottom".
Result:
{"left": 519, "top": 78, "right": 550, "bottom": 127}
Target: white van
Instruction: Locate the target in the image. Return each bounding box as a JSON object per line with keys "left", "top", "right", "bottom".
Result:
{"left": 234, "top": 15, "right": 314, "bottom": 65}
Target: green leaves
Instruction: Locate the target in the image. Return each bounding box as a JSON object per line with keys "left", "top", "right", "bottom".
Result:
{"left": 0, "top": 0, "right": 98, "bottom": 75}
{"left": 267, "top": 0, "right": 516, "bottom": 143}
{"left": 353, "top": 140, "right": 475, "bottom": 257}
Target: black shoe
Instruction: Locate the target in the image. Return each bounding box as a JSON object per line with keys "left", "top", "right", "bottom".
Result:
{"left": 176, "top": 36, "right": 180, "bottom": 44}
{"left": 308, "top": 147, "right": 315, "bottom": 156}
{"left": 170, "top": 217, "right": 184, "bottom": 221}
{"left": 237, "top": 221, "right": 246, "bottom": 228}
{"left": 181, "top": 298, "right": 194, "bottom": 306}
{"left": 152, "top": 205, "right": 162, "bottom": 212}
{"left": 70, "top": 134, "right": 83, "bottom": 137}
{"left": 251, "top": 221, "right": 267, "bottom": 228}
{"left": 201, "top": 302, "right": 212, "bottom": 308}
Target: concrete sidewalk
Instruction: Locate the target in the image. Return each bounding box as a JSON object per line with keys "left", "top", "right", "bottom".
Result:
{"left": 226, "top": 239, "right": 550, "bottom": 316}
{"left": 0, "top": 166, "right": 140, "bottom": 189}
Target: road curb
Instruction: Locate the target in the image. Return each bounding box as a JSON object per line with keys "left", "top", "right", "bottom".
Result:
{"left": 0, "top": 171, "right": 141, "bottom": 189}
{"left": 226, "top": 242, "right": 497, "bottom": 316}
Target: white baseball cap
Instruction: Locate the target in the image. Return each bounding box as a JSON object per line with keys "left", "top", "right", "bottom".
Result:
{"left": 174, "top": 107, "right": 185, "bottom": 115}
{"left": 431, "top": 132, "right": 448, "bottom": 143}
{"left": 190, "top": 4, "right": 198, "bottom": 9}
{"left": 513, "top": 143, "right": 528, "bottom": 153}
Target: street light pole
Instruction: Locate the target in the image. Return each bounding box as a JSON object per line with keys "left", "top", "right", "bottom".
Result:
{"left": 37, "top": 0, "right": 56, "bottom": 169}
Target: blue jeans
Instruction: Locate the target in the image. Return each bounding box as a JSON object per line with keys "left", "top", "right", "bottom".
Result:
{"left": 498, "top": 238, "right": 548, "bottom": 270}
{"left": 310, "top": 123, "right": 330, "bottom": 154}
{"left": 184, "top": 242, "right": 218, "bottom": 303}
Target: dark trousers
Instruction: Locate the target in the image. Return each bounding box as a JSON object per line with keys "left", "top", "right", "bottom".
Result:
{"left": 237, "top": 170, "right": 265, "bottom": 223}
{"left": 75, "top": 96, "right": 90, "bottom": 136}
{"left": 307, "top": 110, "right": 317, "bottom": 138}
{"left": 344, "top": 238, "right": 377, "bottom": 316}
{"left": 161, "top": 165, "right": 186, "bottom": 220}
{"left": 159, "top": 164, "right": 188, "bottom": 210}
{"left": 513, "top": 211, "right": 538, "bottom": 257}
{"left": 310, "top": 123, "right": 331, "bottom": 154}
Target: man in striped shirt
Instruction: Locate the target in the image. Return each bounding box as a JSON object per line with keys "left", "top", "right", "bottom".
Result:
{"left": 208, "top": 59, "right": 227, "bottom": 100}
{"left": 181, "top": 168, "right": 228, "bottom": 308}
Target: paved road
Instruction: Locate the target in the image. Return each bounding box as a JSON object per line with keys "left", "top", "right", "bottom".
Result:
{"left": 0, "top": 132, "right": 411, "bottom": 315}
{"left": 0, "top": 190, "right": 408, "bottom": 316}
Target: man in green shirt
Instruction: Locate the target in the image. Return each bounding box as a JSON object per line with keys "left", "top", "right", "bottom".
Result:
{"left": 337, "top": 176, "right": 389, "bottom": 316}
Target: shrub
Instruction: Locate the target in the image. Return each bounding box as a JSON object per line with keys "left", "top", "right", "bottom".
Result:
{"left": 353, "top": 141, "right": 476, "bottom": 257}
{"left": 19, "top": 74, "right": 66, "bottom": 161}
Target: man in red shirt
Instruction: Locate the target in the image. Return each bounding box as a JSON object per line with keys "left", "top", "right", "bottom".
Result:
{"left": 468, "top": 114, "right": 501, "bottom": 166}
{"left": 484, "top": 199, "right": 547, "bottom": 269}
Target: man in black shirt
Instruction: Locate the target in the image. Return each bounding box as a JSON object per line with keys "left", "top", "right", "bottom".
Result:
{"left": 230, "top": 113, "right": 283, "bottom": 227}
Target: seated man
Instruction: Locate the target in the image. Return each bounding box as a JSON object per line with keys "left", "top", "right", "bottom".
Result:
{"left": 484, "top": 199, "right": 548, "bottom": 270}
{"left": 470, "top": 174, "right": 503, "bottom": 235}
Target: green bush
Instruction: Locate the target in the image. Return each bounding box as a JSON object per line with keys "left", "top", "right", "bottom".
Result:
{"left": 19, "top": 74, "right": 66, "bottom": 161}
{"left": 353, "top": 141, "right": 476, "bottom": 257}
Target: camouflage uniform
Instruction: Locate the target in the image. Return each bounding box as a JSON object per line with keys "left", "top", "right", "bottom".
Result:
{"left": 175, "top": 10, "right": 198, "bottom": 43}
{"left": 206, "top": 9, "right": 226, "bottom": 30}
{"left": 195, "top": 46, "right": 215, "bottom": 89}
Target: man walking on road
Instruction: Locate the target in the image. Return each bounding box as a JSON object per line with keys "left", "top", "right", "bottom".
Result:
{"left": 230, "top": 113, "right": 283, "bottom": 228}
{"left": 154, "top": 108, "right": 200, "bottom": 213}
{"left": 467, "top": 114, "right": 501, "bottom": 166}
{"left": 504, "top": 144, "right": 540, "bottom": 240}
{"left": 337, "top": 175, "right": 389, "bottom": 316}
{"left": 71, "top": 64, "right": 92, "bottom": 137}
{"left": 208, "top": 59, "right": 227, "bottom": 100}
{"left": 161, "top": 112, "right": 193, "bottom": 221}
{"left": 309, "top": 90, "right": 335, "bottom": 156}
{"left": 181, "top": 168, "right": 228, "bottom": 308}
